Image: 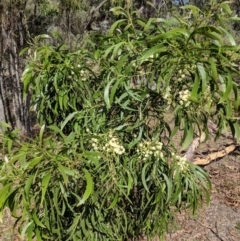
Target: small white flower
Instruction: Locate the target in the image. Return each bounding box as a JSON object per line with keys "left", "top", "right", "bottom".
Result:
{"left": 77, "top": 64, "right": 81, "bottom": 68}
{"left": 109, "top": 140, "right": 118, "bottom": 148}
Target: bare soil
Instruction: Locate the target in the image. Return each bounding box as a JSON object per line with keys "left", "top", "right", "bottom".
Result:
{"left": 164, "top": 141, "right": 240, "bottom": 241}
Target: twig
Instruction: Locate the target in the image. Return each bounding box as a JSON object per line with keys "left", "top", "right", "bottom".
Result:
{"left": 193, "top": 219, "right": 225, "bottom": 241}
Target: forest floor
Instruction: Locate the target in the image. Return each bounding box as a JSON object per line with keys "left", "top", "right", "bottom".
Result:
{"left": 165, "top": 158, "right": 240, "bottom": 240}
{"left": 164, "top": 138, "right": 240, "bottom": 241}
{"left": 0, "top": 137, "right": 240, "bottom": 241}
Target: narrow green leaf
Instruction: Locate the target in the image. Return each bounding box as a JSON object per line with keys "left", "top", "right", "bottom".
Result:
{"left": 135, "top": 19, "right": 146, "bottom": 28}
{"left": 219, "top": 74, "right": 232, "bottom": 103}
{"left": 141, "top": 43, "right": 165, "bottom": 62}
{"left": 28, "top": 156, "right": 43, "bottom": 168}
{"left": 61, "top": 111, "right": 78, "bottom": 130}
{"left": 24, "top": 176, "right": 34, "bottom": 199}
{"left": 57, "top": 163, "right": 70, "bottom": 185}
{"left": 59, "top": 95, "right": 63, "bottom": 110}
{"left": 128, "top": 126, "right": 143, "bottom": 148}
{"left": 233, "top": 122, "right": 240, "bottom": 141}
{"left": 7, "top": 139, "right": 13, "bottom": 153}
{"left": 141, "top": 163, "right": 150, "bottom": 193}
{"left": 144, "top": 18, "right": 163, "bottom": 32}
{"left": 32, "top": 209, "right": 46, "bottom": 228}
{"left": 108, "top": 193, "right": 119, "bottom": 209}
{"left": 77, "top": 169, "right": 93, "bottom": 206}
{"left": 65, "top": 132, "right": 76, "bottom": 144}
{"left": 225, "top": 99, "right": 232, "bottom": 118}
{"left": 22, "top": 72, "right": 32, "bottom": 97}
{"left": 48, "top": 125, "right": 66, "bottom": 138}
{"left": 59, "top": 164, "right": 75, "bottom": 176}
{"left": 127, "top": 171, "right": 133, "bottom": 195}
{"left": 109, "top": 19, "right": 127, "bottom": 35}
{"left": 0, "top": 183, "right": 12, "bottom": 209}
{"left": 0, "top": 121, "right": 11, "bottom": 128}
{"left": 219, "top": 27, "right": 236, "bottom": 46}
{"left": 190, "top": 74, "right": 199, "bottom": 103}
{"left": 35, "top": 228, "right": 43, "bottom": 241}
{"left": 41, "top": 172, "right": 51, "bottom": 205}
{"left": 220, "top": 2, "right": 232, "bottom": 15}
{"left": 21, "top": 221, "right": 34, "bottom": 240}
{"left": 180, "top": 5, "right": 201, "bottom": 18}
{"left": 112, "top": 42, "right": 125, "bottom": 59}
{"left": 162, "top": 173, "right": 172, "bottom": 204}
{"left": 181, "top": 123, "right": 193, "bottom": 151}
{"left": 39, "top": 124, "right": 45, "bottom": 146}
{"left": 104, "top": 78, "right": 115, "bottom": 109}
{"left": 110, "top": 78, "right": 121, "bottom": 105}
{"left": 197, "top": 63, "right": 207, "bottom": 91}
{"left": 6, "top": 152, "right": 26, "bottom": 164}
{"left": 209, "top": 58, "right": 218, "bottom": 81}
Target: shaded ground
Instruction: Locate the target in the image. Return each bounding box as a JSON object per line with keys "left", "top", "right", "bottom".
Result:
{"left": 0, "top": 140, "right": 239, "bottom": 241}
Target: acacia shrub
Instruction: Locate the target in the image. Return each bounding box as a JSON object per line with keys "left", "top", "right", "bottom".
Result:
{"left": 0, "top": 2, "right": 239, "bottom": 241}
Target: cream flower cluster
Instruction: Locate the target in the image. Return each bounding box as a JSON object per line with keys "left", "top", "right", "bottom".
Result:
{"left": 77, "top": 64, "right": 87, "bottom": 81}
{"left": 90, "top": 131, "right": 125, "bottom": 155}
{"left": 171, "top": 153, "right": 189, "bottom": 172}
{"left": 179, "top": 89, "right": 190, "bottom": 106}
{"left": 68, "top": 65, "right": 87, "bottom": 81}
{"left": 177, "top": 69, "right": 187, "bottom": 82}
{"left": 137, "top": 140, "right": 164, "bottom": 161}
{"left": 80, "top": 69, "right": 87, "bottom": 82}
{"left": 172, "top": 65, "right": 196, "bottom": 83}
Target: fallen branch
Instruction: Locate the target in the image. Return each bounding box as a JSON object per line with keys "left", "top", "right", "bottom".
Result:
{"left": 184, "top": 120, "right": 238, "bottom": 165}
{"left": 193, "top": 145, "right": 236, "bottom": 166}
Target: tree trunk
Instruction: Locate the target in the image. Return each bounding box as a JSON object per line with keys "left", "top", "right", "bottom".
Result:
{"left": 0, "top": 0, "right": 31, "bottom": 136}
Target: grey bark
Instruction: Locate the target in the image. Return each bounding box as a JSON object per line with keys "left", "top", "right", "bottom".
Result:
{"left": 0, "top": 2, "right": 31, "bottom": 135}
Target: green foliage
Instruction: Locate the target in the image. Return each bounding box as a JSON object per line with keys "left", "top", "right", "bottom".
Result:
{"left": 0, "top": 128, "right": 210, "bottom": 240}
{"left": 22, "top": 40, "right": 98, "bottom": 130}
{"left": 1, "top": 1, "right": 239, "bottom": 240}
